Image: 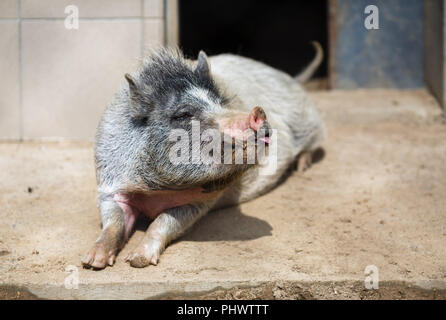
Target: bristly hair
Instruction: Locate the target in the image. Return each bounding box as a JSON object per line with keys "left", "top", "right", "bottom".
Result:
{"left": 136, "top": 47, "right": 229, "bottom": 106}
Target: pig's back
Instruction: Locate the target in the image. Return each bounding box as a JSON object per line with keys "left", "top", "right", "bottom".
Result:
{"left": 210, "top": 54, "right": 306, "bottom": 113}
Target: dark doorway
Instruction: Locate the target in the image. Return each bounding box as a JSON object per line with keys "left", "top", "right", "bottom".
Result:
{"left": 179, "top": 0, "right": 328, "bottom": 78}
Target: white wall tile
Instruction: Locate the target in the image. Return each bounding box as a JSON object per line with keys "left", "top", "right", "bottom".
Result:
{"left": 0, "top": 22, "right": 20, "bottom": 139}
{"left": 144, "top": 0, "right": 164, "bottom": 18}
{"left": 0, "top": 0, "right": 19, "bottom": 18}
{"left": 22, "top": 0, "right": 141, "bottom": 18}
{"left": 22, "top": 20, "right": 141, "bottom": 139}
{"left": 144, "top": 19, "right": 164, "bottom": 51}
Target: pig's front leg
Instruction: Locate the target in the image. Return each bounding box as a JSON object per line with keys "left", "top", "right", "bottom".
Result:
{"left": 126, "top": 200, "right": 214, "bottom": 268}
{"left": 82, "top": 195, "right": 138, "bottom": 269}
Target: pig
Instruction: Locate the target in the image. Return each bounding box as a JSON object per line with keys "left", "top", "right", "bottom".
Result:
{"left": 82, "top": 43, "right": 325, "bottom": 269}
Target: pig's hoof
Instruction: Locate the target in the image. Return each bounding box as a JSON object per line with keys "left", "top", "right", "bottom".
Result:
{"left": 297, "top": 151, "right": 312, "bottom": 173}
{"left": 125, "top": 251, "right": 159, "bottom": 268}
{"left": 82, "top": 243, "right": 116, "bottom": 269}
{"left": 125, "top": 243, "right": 160, "bottom": 268}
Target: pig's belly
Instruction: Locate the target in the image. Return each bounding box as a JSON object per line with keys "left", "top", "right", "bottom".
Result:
{"left": 114, "top": 188, "right": 218, "bottom": 223}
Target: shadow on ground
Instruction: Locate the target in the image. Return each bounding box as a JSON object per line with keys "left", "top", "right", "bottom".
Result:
{"left": 134, "top": 206, "right": 273, "bottom": 242}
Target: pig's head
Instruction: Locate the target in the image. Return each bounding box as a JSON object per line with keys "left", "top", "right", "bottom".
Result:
{"left": 124, "top": 48, "right": 272, "bottom": 192}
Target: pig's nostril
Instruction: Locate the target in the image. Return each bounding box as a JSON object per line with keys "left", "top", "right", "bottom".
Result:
{"left": 259, "top": 122, "right": 271, "bottom": 137}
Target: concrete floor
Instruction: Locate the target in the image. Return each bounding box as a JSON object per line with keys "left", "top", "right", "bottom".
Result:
{"left": 0, "top": 89, "right": 445, "bottom": 299}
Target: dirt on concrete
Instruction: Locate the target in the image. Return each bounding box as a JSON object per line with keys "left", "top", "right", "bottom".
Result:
{"left": 0, "top": 89, "right": 445, "bottom": 299}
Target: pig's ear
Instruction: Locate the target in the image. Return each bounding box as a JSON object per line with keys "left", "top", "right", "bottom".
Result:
{"left": 125, "top": 73, "right": 138, "bottom": 92}
{"left": 125, "top": 73, "right": 148, "bottom": 119}
{"left": 195, "top": 51, "right": 211, "bottom": 77}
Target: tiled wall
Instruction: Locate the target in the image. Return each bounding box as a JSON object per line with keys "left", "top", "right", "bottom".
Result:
{"left": 0, "top": 0, "right": 165, "bottom": 140}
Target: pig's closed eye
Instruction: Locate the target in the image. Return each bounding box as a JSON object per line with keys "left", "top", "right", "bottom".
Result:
{"left": 172, "top": 110, "right": 192, "bottom": 121}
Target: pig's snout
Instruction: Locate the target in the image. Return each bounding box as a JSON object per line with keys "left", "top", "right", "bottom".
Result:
{"left": 219, "top": 106, "right": 272, "bottom": 142}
